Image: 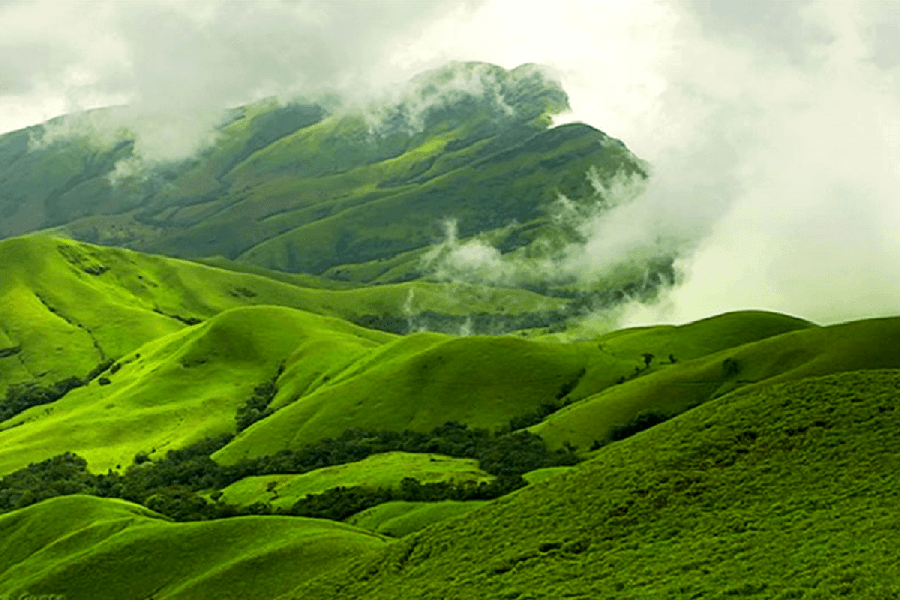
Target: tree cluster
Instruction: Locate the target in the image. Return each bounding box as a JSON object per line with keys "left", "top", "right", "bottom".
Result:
{"left": 0, "top": 421, "right": 581, "bottom": 523}
{"left": 234, "top": 364, "right": 284, "bottom": 432}
{"left": 0, "top": 360, "right": 113, "bottom": 423}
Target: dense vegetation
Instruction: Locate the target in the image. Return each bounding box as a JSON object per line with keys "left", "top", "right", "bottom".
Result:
{"left": 0, "top": 360, "right": 112, "bottom": 422}
{"left": 0, "top": 421, "right": 580, "bottom": 523}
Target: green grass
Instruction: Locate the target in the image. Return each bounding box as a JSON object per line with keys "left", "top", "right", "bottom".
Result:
{"left": 217, "top": 452, "right": 493, "bottom": 509}
{"left": 0, "top": 305, "right": 390, "bottom": 476}
{"left": 220, "top": 311, "right": 807, "bottom": 465}
{"left": 0, "top": 234, "right": 568, "bottom": 396}
{"left": 214, "top": 335, "right": 593, "bottom": 463}
{"left": 535, "top": 315, "right": 900, "bottom": 450}
{"left": 0, "top": 495, "right": 390, "bottom": 600}
{"left": 281, "top": 369, "right": 900, "bottom": 599}
{"left": 347, "top": 500, "right": 490, "bottom": 538}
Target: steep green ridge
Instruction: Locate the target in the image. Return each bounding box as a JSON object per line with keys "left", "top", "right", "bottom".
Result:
{"left": 535, "top": 315, "right": 900, "bottom": 450}
{"left": 0, "top": 495, "right": 389, "bottom": 600}
{"left": 0, "top": 305, "right": 391, "bottom": 475}
{"left": 347, "top": 500, "right": 489, "bottom": 538}
{"left": 218, "top": 452, "right": 493, "bottom": 509}
{"left": 0, "top": 63, "right": 644, "bottom": 281}
{"left": 283, "top": 369, "right": 900, "bottom": 599}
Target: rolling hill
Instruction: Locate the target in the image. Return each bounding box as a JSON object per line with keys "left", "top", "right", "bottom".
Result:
{"left": 0, "top": 57, "right": 896, "bottom": 600}
{"left": 535, "top": 314, "right": 900, "bottom": 450}
{"left": 281, "top": 369, "right": 900, "bottom": 599}
{"left": 0, "top": 495, "right": 389, "bottom": 600}
{"left": 0, "top": 233, "right": 570, "bottom": 395}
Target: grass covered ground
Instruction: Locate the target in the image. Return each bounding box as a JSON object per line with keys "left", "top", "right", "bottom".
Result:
{"left": 535, "top": 315, "right": 900, "bottom": 450}
{"left": 0, "top": 495, "right": 389, "bottom": 600}
{"left": 281, "top": 369, "right": 900, "bottom": 599}
{"left": 217, "top": 452, "right": 493, "bottom": 509}
{"left": 347, "top": 500, "right": 490, "bottom": 538}
{"left": 0, "top": 234, "right": 568, "bottom": 394}
{"left": 0, "top": 305, "right": 390, "bottom": 475}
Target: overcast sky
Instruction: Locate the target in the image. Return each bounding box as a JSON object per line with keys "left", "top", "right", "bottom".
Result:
{"left": 1, "top": 0, "right": 899, "bottom": 326}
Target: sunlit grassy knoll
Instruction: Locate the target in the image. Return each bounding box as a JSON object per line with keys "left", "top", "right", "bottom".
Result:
{"left": 535, "top": 314, "right": 900, "bottom": 450}
{"left": 347, "top": 500, "right": 490, "bottom": 538}
{"left": 217, "top": 310, "right": 814, "bottom": 463}
{"left": 521, "top": 466, "right": 573, "bottom": 484}
{"left": 283, "top": 369, "right": 900, "bottom": 599}
{"left": 0, "top": 495, "right": 389, "bottom": 600}
{"left": 214, "top": 335, "right": 592, "bottom": 463}
{"left": 218, "top": 452, "right": 494, "bottom": 509}
{"left": 0, "top": 305, "right": 391, "bottom": 476}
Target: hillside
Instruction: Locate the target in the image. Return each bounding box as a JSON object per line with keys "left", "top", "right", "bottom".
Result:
{"left": 282, "top": 369, "right": 900, "bottom": 599}
{"left": 535, "top": 314, "right": 900, "bottom": 450}
{"left": 0, "top": 495, "right": 388, "bottom": 600}
{"left": 0, "top": 62, "right": 646, "bottom": 284}
{"left": 0, "top": 234, "right": 570, "bottom": 395}
{"left": 217, "top": 452, "right": 493, "bottom": 510}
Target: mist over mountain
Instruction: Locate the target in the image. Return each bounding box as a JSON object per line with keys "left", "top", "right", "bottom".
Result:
{"left": 0, "top": 61, "right": 660, "bottom": 305}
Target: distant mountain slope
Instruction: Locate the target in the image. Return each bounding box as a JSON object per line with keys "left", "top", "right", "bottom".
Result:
{"left": 0, "top": 495, "right": 388, "bottom": 600}
{"left": 0, "top": 62, "right": 644, "bottom": 281}
{"left": 283, "top": 369, "right": 900, "bottom": 599}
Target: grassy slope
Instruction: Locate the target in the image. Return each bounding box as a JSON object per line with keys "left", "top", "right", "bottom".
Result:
{"left": 283, "top": 369, "right": 900, "bottom": 599}
{"left": 0, "top": 495, "right": 389, "bottom": 600}
{"left": 0, "top": 305, "right": 391, "bottom": 476}
{"left": 214, "top": 335, "right": 593, "bottom": 463}
{"left": 535, "top": 315, "right": 900, "bottom": 450}
{"left": 218, "top": 452, "right": 493, "bottom": 509}
{"left": 347, "top": 500, "right": 490, "bottom": 538}
{"left": 0, "top": 234, "right": 566, "bottom": 393}
{"left": 214, "top": 310, "right": 814, "bottom": 463}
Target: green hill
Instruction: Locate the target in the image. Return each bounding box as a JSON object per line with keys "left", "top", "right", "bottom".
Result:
{"left": 0, "top": 63, "right": 645, "bottom": 283}
{"left": 0, "top": 305, "right": 390, "bottom": 475}
{"left": 0, "top": 495, "right": 389, "bottom": 600}
{"left": 535, "top": 315, "right": 900, "bottom": 450}
{"left": 347, "top": 500, "right": 489, "bottom": 538}
{"left": 215, "top": 311, "right": 809, "bottom": 463}
{"left": 214, "top": 335, "right": 592, "bottom": 463}
{"left": 0, "top": 233, "right": 570, "bottom": 396}
{"left": 218, "top": 452, "right": 493, "bottom": 509}
{"left": 282, "top": 369, "right": 900, "bottom": 599}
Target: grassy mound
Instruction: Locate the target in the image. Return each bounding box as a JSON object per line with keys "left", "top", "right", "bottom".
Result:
{"left": 0, "top": 495, "right": 389, "bottom": 600}
{"left": 218, "top": 452, "right": 494, "bottom": 509}
{"left": 348, "top": 500, "right": 489, "bottom": 538}
{"left": 215, "top": 310, "right": 813, "bottom": 463}
{"left": 536, "top": 315, "right": 900, "bottom": 450}
{"left": 0, "top": 305, "right": 389, "bottom": 476}
{"left": 214, "top": 335, "right": 592, "bottom": 462}
{"left": 282, "top": 369, "right": 900, "bottom": 599}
